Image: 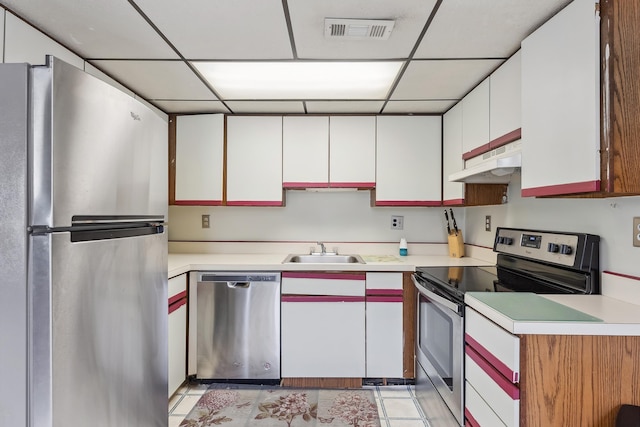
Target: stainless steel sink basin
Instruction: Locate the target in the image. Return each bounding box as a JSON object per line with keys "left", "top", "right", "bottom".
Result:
{"left": 282, "top": 254, "right": 366, "bottom": 264}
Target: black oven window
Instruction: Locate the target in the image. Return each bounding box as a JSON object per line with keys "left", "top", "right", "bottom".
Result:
{"left": 419, "top": 295, "right": 454, "bottom": 390}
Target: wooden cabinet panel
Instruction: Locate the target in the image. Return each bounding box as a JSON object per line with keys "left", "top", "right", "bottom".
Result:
{"left": 329, "top": 116, "right": 376, "bottom": 187}
{"left": 521, "top": 0, "right": 600, "bottom": 197}
{"left": 376, "top": 116, "right": 441, "bottom": 206}
{"left": 174, "top": 114, "right": 224, "bottom": 205}
{"left": 226, "top": 116, "right": 283, "bottom": 205}
{"left": 282, "top": 116, "right": 329, "bottom": 187}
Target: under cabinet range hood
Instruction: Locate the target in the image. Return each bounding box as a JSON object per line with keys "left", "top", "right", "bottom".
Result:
{"left": 449, "top": 141, "right": 521, "bottom": 184}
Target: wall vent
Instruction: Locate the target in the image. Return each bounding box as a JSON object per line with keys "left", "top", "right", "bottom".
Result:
{"left": 324, "top": 19, "right": 395, "bottom": 40}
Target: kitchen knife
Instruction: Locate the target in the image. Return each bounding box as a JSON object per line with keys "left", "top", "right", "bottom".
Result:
{"left": 450, "top": 208, "right": 459, "bottom": 235}
{"left": 444, "top": 210, "right": 452, "bottom": 235}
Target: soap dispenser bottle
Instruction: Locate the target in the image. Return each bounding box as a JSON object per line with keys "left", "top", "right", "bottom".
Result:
{"left": 399, "top": 238, "right": 408, "bottom": 256}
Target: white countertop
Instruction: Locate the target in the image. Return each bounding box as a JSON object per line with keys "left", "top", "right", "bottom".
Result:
{"left": 168, "top": 253, "right": 494, "bottom": 278}
{"left": 466, "top": 293, "right": 640, "bottom": 336}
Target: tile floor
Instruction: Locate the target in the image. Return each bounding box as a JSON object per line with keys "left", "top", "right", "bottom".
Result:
{"left": 169, "top": 383, "right": 432, "bottom": 427}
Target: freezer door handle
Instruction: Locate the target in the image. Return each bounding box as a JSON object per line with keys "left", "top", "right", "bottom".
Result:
{"left": 227, "top": 282, "right": 250, "bottom": 288}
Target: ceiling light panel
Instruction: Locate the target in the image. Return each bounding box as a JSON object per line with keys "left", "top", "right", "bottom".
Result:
{"left": 193, "top": 62, "right": 403, "bottom": 100}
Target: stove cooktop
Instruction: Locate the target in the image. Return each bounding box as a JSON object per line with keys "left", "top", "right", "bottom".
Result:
{"left": 414, "top": 266, "right": 498, "bottom": 300}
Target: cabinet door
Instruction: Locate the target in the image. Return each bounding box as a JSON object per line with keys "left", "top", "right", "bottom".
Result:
{"left": 226, "top": 116, "right": 283, "bottom": 205}
{"left": 462, "top": 79, "right": 490, "bottom": 156}
{"left": 168, "top": 274, "right": 187, "bottom": 397}
{"left": 282, "top": 116, "right": 329, "bottom": 188}
{"left": 329, "top": 116, "right": 376, "bottom": 188}
{"left": 443, "top": 103, "right": 465, "bottom": 205}
{"left": 376, "top": 116, "right": 442, "bottom": 206}
{"left": 521, "top": 0, "right": 600, "bottom": 196}
{"left": 490, "top": 51, "right": 522, "bottom": 141}
{"left": 281, "top": 272, "right": 365, "bottom": 378}
{"left": 365, "top": 273, "right": 403, "bottom": 378}
{"left": 174, "top": 114, "right": 224, "bottom": 205}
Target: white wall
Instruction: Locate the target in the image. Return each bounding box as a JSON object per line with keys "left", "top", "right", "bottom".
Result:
{"left": 168, "top": 190, "right": 459, "bottom": 244}
{"left": 465, "top": 171, "right": 640, "bottom": 276}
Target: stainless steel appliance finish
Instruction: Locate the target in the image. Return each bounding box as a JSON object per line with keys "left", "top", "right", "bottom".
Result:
{"left": 0, "top": 57, "right": 168, "bottom": 427}
{"left": 197, "top": 272, "right": 281, "bottom": 380}
{"left": 412, "top": 227, "right": 600, "bottom": 427}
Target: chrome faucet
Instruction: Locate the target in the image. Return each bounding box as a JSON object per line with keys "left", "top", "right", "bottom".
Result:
{"left": 317, "top": 241, "right": 326, "bottom": 254}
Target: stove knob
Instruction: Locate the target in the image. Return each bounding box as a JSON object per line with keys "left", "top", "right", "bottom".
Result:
{"left": 503, "top": 237, "right": 514, "bottom": 245}
{"left": 560, "top": 244, "right": 573, "bottom": 255}
{"left": 497, "top": 236, "right": 505, "bottom": 244}
{"left": 548, "top": 243, "right": 559, "bottom": 253}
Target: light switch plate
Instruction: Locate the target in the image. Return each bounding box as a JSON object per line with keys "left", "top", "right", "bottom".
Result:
{"left": 634, "top": 217, "right": 640, "bottom": 247}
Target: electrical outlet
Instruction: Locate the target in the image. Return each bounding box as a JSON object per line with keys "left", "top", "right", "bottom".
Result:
{"left": 202, "top": 214, "right": 210, "bottom": 229}
{"left": 391, "top": 215, "right": 404, "bottom": 230}
{"left": 485, "top": 215, "right": 492, "bottom": 232}
{"left": 634, "top": 217, "right": 640, "bottom": 247}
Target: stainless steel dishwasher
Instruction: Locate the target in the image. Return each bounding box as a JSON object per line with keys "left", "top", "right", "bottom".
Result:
{"left": 196, "top": 272, "right": 281, "bottom": 380}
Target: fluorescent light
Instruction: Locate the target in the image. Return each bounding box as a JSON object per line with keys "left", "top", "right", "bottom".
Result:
{"left": 192, "top": 61, "right": 403, "bottom": 100}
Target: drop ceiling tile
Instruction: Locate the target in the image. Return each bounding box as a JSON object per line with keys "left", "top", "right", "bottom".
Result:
{"left": 151, "top": 100, "right": 230, "bottom": 114}
{"left": 382, "top": 100, "right": 457, "bottom": 114}
{"left": 391, "top": 59, "right": 503, "bottom": 100}
{"left": 89, "top": 60, "right": 217, "bottom": 101}
{"left": 134, "top": 0, "right": 293, "bottom": 59}
{"left": 415, "top": 0, "right": 572, "bottom": 58}
{"left": 306, "top": 101, "right": 385, "bottom": 114}
{"left": 0, "top": 0, "right": 178, "bottom": 59}
{"left": 4, "top": 13, "right": 84, "bottom": 68}
{"left": 226, "top": 101, "right": 305, "bottom": 114}
{"left": 288, "top": 0, "right": 438, "bottom": 59}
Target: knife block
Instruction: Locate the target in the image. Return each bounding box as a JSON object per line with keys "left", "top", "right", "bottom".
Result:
{"left": 447, "top": 232, "right": 465, "bottom": 258}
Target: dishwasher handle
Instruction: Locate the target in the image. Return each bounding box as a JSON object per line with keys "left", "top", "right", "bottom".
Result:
{"left": 227, "top": 282, "right": 250, "bottom": 288}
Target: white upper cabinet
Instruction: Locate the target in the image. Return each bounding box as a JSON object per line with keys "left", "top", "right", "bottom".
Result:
{"left": 443, "top": 103, "right": 465, "bottom": 205}
{"left": 376, "top": 116, "right": 442, "bottom": 206}
{"left": 226, "top": 116, "right": 283, "bottom": 206}
{"left": 462, "top": 79, "right": 490, "bottom": 156}
{"left": 282, "top": 116, "right": 376, "bottom": 189}
{"left": 329, "top": 116, "right": 376, "bottom": 187}
{"left": 174, "top": 114, "right": 224, "bottom": 205}
{"left": 521, "top": 0, "right": 600, "bottom": 197}
{"left": 282, "top": 116, "right": 329, "bottom": 187}
{"left": 490, "top": 51, "right": 522, "bottom": 141}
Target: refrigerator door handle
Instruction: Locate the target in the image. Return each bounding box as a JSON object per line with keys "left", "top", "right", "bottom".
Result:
{"left": 227, "top": 282, "right": 250, "bottom": 289}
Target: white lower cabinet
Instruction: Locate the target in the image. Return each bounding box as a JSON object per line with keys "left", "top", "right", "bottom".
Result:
{"left": 281, "top": 272, "right": 365, "bottom": 377}
{"left": 365, "top": 273, "right": 403, "bottom": 378}
{"left": 168, "top": 274, "right": 188, "bottom": 397}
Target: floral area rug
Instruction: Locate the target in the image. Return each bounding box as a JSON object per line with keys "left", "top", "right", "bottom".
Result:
{"left": 179, "top": 383, "right": 380, "bottom": 427}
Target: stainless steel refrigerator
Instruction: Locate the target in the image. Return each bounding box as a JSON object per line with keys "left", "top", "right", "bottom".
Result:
{"left": 0, "top": 57, "right": 168, "bottom": 427}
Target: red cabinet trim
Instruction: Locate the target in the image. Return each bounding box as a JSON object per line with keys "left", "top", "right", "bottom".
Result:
{"left": 443, "top": 198, "right": 465, "bottom": 206}
{"left": 365, "top": 296, "right": 403, "bottom": 303}
{"left": 464, "top": 408, "right": 481, "bottom": 427}
{"left": 603, "top": 271, "right": 640, "bottom": 281}
{"left": 521, "top": 180, "right": 600, "bottom": 197}
{"left": 282, "top": 272, "right": 366, "bottom": 281}
{"left": 168, "top": 290, "right": 187, "bottom": 306}
{"left": 168, "top": 297, "right": 186, "bottom": 314}
{"left": 174, "top": 200, "right": 223, "bottom": 206}
{"left": 465, "top": 333, "right": 519, "bottom": 383}
{"left": 466, "top": 344, "right": 520, "bottom": 400}
{"left": 462, "top": 128, "right": 522, "bottom": 161}
{"left": 226, "top": 200, "right": 283, "bottom": 206}
{"left": 374, "top": 200, "right": 441, "bottom": 207}
{"left": 365, "top": 289, "right": 403, "bottom": 296}
{"left": 281, "top": 295, "right": 365, "bottom": 303}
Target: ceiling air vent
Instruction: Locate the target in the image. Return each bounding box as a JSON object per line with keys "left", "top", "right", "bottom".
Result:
{"left": 324, "top": 19, "right": 395, "bottom": 40}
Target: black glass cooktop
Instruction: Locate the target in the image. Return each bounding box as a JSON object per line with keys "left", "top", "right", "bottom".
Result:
{"left": 415, "top": 266, "right": 498, "bottom": 293}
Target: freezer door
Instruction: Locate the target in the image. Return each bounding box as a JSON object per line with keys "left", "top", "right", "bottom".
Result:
{"left": 30, "top": 57, "right": 167, "bottom": 228}
{"left": 29, "top": 230, "right": 167, "bottom": 427}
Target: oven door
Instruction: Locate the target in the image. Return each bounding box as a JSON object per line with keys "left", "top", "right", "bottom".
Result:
{"left": 412, "top": 275, "right": 464, "bottom": 426}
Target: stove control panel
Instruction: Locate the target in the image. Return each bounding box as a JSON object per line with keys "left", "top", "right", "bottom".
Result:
{"left": 494, "top": 228, "right": 580, "bottom": 267}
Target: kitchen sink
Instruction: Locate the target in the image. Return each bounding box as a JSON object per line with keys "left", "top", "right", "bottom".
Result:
{"left": 282, "top": 254, "right": 366, "bottom": 264}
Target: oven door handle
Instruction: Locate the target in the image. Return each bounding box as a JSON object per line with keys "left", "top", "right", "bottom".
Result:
{"left": 412, "top": 275, "right": 462, "bottom": 315}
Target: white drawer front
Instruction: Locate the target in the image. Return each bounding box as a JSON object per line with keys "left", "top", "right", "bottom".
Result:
{"left": 465, "top": 353, "right": 519, "bottom": 427}
{"left": 466, "top": 307, "right": 520, "bottom": 382}
{"left": 465, "top": 380, "right": 507, "bottom": 427}
{"left": 169, "top": 274, "right": 187, "bottom": 299}
{"left": 282, "top": 273, "right": 365, "bottom": 296}
{"left": 365, "top": 272, "right": 403, "bottom": 290}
